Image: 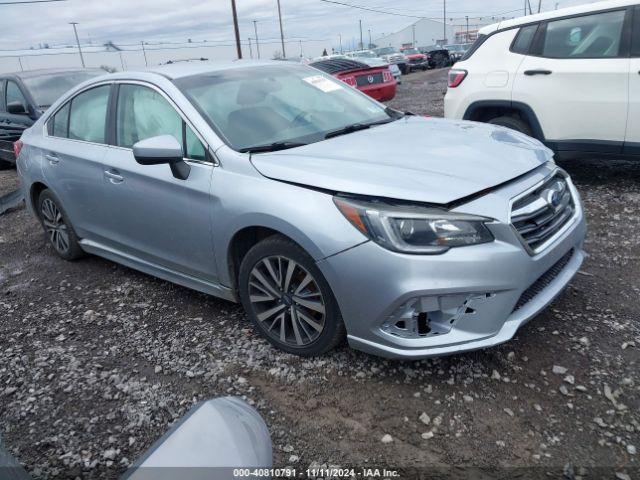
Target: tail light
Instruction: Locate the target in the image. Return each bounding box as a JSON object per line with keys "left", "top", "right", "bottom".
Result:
{"left": 13, "top": 140, "right": 23, "bottom": 158}
{"left": 341, "top": 75, "right": 356, "bottom": 87}
{"left": 383, "top": 70, "right": 393, "bottom": 83}
{"left": 448, "top": 69, "right": 468, "bottom": 88}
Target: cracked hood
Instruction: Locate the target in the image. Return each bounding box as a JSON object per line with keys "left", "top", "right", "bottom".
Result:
{"left": 250, "top": 116, "right": 553, "bottom": 205}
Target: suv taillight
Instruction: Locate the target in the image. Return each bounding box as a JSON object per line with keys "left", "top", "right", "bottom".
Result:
{"left": 13, "top": 140, "right": 23, "bottom": 158}
{"left": 448, "top": 69, "right": 468, "bottom": 88}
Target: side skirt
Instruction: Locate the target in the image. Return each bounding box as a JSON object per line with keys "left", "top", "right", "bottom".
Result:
{"left": 79, "top": 239, "right": 236, "bottom": 303}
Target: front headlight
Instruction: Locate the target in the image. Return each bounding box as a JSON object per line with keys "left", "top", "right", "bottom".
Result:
{"left": 334, "top": 197, "right": 494, "bottom": 254}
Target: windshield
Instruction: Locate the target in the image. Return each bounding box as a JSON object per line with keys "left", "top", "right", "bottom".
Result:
{"left": 22, "top": 71, "right": 103, "bottom": 108}
{"left": 375, "top": 47, "right": 397, "bottom": 55}
{"left": 353, "top": 51, "right": 376, "bottom": 58}
{"left": 174, "top": 65, "right": 393, "bottom": 152}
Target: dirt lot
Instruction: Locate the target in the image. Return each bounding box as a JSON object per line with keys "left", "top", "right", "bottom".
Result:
{"left": 1, "top": 68, "right": 639, "bottom": 479}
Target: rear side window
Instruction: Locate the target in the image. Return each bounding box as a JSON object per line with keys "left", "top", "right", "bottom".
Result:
{"left": 511, "top": 25, "right": 538, "bottom": 54}
{"left": 68, "top": 85, "right": 110, "bottom": 144}
{"left": 50, "top": 102, "right": 70, "bottom": 138}
{"left": 633, "top": 6, "right": 640, "bottom": 56}
{"left": 540, "top": 10, "right": 626, "bottom": 58}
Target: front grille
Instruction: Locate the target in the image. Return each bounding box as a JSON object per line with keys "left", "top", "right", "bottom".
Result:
{"left": 356, "top": 73, "right": 383, "bottom": 86}
{"left": 513, "top": 248, "right": 574, "bottom": 312}
{"left": 511, "top": 173, "right": 576, "bottom": 253}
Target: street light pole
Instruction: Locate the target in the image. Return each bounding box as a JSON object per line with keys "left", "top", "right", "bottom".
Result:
{"left": 368, "top": 29, "right": 371, "bottom": 49}
{"left": 465, "top": 16, "right": 469, "bottom": 43}
{"left": 443, "top": 0, "right": 446, "bottom": 44}
{"left": 141, "top": 41, "right": 148, "bottom": 67}
{"left": 253, "top": 20, "right": 261, "bottom": 59}
{"left": 359, "top": 19, "right": 363, "bottom": 50}
{"left": 276, "top": 0, "right": 286, "bottom": 59}
{"left": 230, "top": 0, "right": 242, "bottom": 59}
{"left": 339, "top": 33, "right": 343, "bottom": 54}
{"left": 69, "top": 22, "right": 85, "bottom": 68}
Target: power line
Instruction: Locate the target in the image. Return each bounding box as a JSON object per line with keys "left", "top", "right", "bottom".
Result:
{"left": 0, "top": 0, "right": 66, "bottom": 4}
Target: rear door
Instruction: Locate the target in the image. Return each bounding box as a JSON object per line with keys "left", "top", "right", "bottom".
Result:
{"left": 41, "top": 84, "right": 112, "bottom": 239}
{"left": 513, "top": 7, "right": 631, "bottom": 153}
{"left": 624, "top": 5, "right": 640, "bottom": 153}
{"left": 100, "top": 83, "right": 217, "bottom": 281}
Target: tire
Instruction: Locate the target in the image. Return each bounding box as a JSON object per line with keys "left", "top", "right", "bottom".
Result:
{"left": 487, "top": 115, "right": 533, "bottom": 137}
{"left": 38, "top": 189, "right": 84, "bottom": 261}
{"left": 238, "top": 235, "right": 345, "bottom": 357}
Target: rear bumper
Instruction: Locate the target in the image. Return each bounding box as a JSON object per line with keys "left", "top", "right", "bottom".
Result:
{"left": 359, "top": 83, "right": 397, "bottom": 102}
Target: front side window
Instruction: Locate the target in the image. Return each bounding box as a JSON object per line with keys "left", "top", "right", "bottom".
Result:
{"left": 541, "top": 10, "right": 626, "bottom": 58}
{"left": 68, "top": 85, "right": 110, "bottom": 143}
{"left": 174, "top": 65, "right": 392, "bottom": 152}
{"left": 6, "top": 81, "right": 27, "bottom": 110}
{"left": 116, "top": 84, "right": 206, "bottom": 161}
{"left": 511, "top": 24, "right": 539, "bottom": 54}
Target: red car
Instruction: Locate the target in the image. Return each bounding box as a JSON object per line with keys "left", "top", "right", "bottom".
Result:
{"left": 400, "top": 47, "right": 429, "bottom": 71}
{"left": 309, "top": 59, "right": 397, "bottom": 102}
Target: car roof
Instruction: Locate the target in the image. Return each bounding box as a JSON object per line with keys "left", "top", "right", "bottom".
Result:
{"left": 145, "top": 59, "right": 284, "bottom": 80}
{"left": 1, "top": 68, "right": 105, "bottom": 80}
{"left": 479, "top": 0, "right": 636, "bottom": 34}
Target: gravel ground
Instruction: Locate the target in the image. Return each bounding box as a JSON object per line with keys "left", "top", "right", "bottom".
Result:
{"left": 1, "top": 68, "right": 639, "bottom": 479}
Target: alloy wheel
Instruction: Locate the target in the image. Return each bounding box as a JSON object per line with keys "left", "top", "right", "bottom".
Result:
{"left": 41, "top": 198, "right": 70, "bottom": 254}
{"left": 248, "top": 255, "right": 326, "bottom": 347}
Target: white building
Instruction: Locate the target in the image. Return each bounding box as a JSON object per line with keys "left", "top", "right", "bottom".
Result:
{"left": 374, "top": 18, "right": 456, "bottom": 50}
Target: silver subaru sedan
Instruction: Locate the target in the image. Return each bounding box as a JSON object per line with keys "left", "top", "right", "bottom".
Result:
{"left": 15, "top": 61, "right": 586, "bottom": 359}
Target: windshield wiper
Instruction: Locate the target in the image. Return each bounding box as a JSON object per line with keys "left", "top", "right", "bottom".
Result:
{"left": 324, "top": 118, "right": 396, "bottom": 140}
{"left": 239, "top": 141, "right": 308, "bottom": 154}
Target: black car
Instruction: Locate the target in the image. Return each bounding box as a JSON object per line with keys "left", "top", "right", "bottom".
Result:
{"left": 0, "top": 68, "right": 103, "bottom": 168}
{"left": 419, "top": 46, "right": 452, "bottom": 69}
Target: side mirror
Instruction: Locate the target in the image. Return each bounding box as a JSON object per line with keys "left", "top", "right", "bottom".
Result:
{"left": 7, "top": 101, "right": 28, "bottom": 116}
{"left": 132, "top": 135, "right": 191, "bottom": 180}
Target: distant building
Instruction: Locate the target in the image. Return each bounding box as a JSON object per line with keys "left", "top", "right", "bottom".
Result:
{"left": 374, "top": 18, "right": 456, "bottom": 49}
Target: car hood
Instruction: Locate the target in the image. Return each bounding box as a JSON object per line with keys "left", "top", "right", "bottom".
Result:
{"left": 405, "top": 53, "right": 426, "bottom": 60}
{"left": 250, "top": 116, "right": 553, "bottom": 205}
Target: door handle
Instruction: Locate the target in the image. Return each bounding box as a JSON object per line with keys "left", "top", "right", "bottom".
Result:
{"left": 524, "top": 69, "right": 553, "bottom": 76}
{"left": 104, "top": 170, "right": 124, "bottom": 184}
{"left": 45, "top": 153, "right": 59, "bottom": 164}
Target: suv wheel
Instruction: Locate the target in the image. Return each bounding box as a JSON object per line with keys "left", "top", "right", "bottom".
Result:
{"left": 238, "top": 235, "right": 345, "bottom": 356}
{"left": 38, "top": 189, "right": 84, "bottom": 261}
{"left": 488, "top": 116, "right": 533, "bottom": 136}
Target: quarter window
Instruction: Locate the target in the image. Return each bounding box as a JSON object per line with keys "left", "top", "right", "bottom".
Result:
{"left": 540, "top": 10, "right": 626, "bottom": 58}
{"left": 50, "top": 102, "right": 70, "bottom": 138}
{"left": 6, "top": 81, "right": 27, "bottom": 110}
{"left": 116, "top": 84, "right": 206, "bottom": 161}
{"left": 68, "top": 85, "right": 110, "bottom": 143}
{"left": 511, "top": 25, "right": 538, "bottom": 54}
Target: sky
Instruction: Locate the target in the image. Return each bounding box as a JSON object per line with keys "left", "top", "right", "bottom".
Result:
{"left": 0, "top": 0, "right": 603, "bottom": 55}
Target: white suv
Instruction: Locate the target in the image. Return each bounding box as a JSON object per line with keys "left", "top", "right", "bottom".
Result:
{"left": 445, "top": 0, "right": 640, "bottom": 158}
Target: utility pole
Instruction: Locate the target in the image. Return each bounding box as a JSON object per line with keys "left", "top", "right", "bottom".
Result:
{"left": 368, "top": 29, "right": 371, "bottom": 49}
{"left": 443, "top": 0, "right": 446, "bottom": 44}
{"left": 253, "top": 20, "right": 260, "bottom": 59}
{"left": 231, "top": 0, "right": 242, "bottom": 59}
{"left": 412, "top": 24, "right": 416, "bottom": 46}
{"left": 339, "top": 33, "right": 343, "bottom": 54}
{"left": 465, "top": 16, "right": 469, "bottom": 43}
{"left": 18, "top": 57, "right": 23, "bottom": 72}
{"left": 248, "top": 37, "right": 253, "bottom": 59}
{"left": 69, "top": 22, "right": 85, "bottom": 68}
{"left": 359, "top": 19, "right": 363, "bottom": 50}
{"left": 141, "top": 41, "right": 148, "bottom": 67}
{"left": 537, "top": 0, "right": 543, "bottom": 13}
{"left": 276, "top": 0, "right": 286, "bottom": 59}
{"left": 299, "top": 39, "right": 303, "bottom": 57}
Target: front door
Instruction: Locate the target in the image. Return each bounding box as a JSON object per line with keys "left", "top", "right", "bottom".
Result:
{"left": 513, "top": 8, "right": 630, "bottom": 153}
{"left": 100, "top": 83, "right": 217, "bottom": 281}
{"left": 624, "top": 5, "right": 640, "bottom": 153}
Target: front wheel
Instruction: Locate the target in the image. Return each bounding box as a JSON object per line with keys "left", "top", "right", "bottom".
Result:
{"left": 238, "top": 235, "right": 345, "bottom": 357}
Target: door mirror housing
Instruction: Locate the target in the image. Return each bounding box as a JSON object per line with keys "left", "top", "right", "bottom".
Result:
{"left": 7, "top": 101, "right": 28, "bottom": 115}
{"left": 132, "top": 135, "right": 191, "bottom": 180}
